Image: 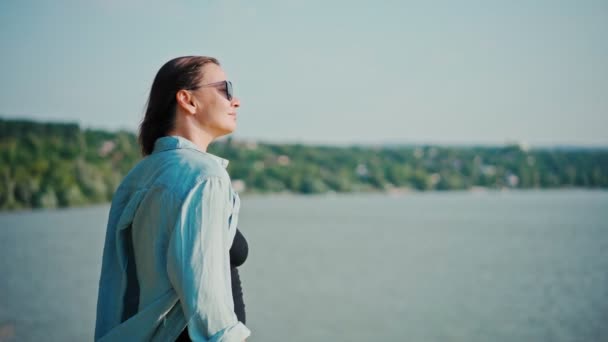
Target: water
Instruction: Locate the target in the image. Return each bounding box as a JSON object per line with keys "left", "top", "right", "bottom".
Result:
{"left": 1, "top": 190, "right": 607, "bottom": 341}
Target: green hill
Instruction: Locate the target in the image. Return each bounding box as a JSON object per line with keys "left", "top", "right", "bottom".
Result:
{"left": 1, "top": 117, "right": 607, "bottom": 210}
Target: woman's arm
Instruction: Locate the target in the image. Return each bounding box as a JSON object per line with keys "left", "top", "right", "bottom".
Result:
{"left": 167, "top": 176, "right": 250, "bottom": 342}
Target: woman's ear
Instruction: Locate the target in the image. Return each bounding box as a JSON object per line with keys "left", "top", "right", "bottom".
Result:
{"left": 176, "top": 90, "right": 197, "bottom": 115}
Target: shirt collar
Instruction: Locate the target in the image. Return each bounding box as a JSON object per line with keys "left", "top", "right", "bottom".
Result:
{"left": 152, "top": 135, "right": 230, "bottom": 169}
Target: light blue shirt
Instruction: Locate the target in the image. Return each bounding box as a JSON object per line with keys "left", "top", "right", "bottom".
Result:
{"left": 95, "top": 136, "right": 250, "bottom": 342}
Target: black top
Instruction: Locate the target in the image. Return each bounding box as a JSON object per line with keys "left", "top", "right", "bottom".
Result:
{"left": 229, "top": 228, "right": 248, "bottom": 323}
{"left": 175, "top": 229, "right": 248, "bottom": 341}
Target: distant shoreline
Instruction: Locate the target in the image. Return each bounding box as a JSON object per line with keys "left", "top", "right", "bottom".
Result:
{"left": 2, "top": 117, "right": 607, "bottom": 211}
{"left": 2, "top": 188, "right": 607, "bottom": 214}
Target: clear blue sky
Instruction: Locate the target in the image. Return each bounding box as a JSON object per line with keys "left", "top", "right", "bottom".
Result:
{"left": 1, "top": 0, "right": 606, "bottom": 146}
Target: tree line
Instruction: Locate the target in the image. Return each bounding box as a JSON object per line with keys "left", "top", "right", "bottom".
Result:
{"left": 1, "top": 118, "right": 607, "bottom": 210}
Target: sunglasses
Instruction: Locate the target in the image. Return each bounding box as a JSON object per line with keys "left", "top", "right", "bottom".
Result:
{"left": 192, "top": 80, "right": 234, "bottom": 101}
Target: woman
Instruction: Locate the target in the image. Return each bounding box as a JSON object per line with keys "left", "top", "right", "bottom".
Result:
{"left": 94, "top": 56, "right": 250, "bottom": 342}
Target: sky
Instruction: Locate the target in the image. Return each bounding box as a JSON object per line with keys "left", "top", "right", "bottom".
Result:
{"left": 1, "top": 0, "right": 607, "bottom": 146}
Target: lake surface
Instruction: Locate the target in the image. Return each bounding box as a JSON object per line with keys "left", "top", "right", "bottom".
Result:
{"left": 0, "top": 190, "right": 607, "bottom": 341}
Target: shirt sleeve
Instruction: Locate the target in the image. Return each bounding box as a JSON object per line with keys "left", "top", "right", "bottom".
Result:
{"left": 166, "top": 176, "right": 251, "bottom": 342}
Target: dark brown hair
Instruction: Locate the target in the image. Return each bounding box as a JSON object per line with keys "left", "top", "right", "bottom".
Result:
{"left": 138, "top": 56, "right": 220, "bottom": 156}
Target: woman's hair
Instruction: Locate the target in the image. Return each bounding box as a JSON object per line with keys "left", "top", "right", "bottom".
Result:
{"left": 138, "top": 56, "right": 220, "bottom": 156}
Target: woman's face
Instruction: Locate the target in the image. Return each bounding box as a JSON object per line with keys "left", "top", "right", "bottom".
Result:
{"left": 191, "top": 63, "right": 240, "bottom": 138}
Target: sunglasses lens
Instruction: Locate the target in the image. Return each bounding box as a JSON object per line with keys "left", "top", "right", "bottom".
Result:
{"left": 226, "top": 81, "right": 233, "bottom": 101}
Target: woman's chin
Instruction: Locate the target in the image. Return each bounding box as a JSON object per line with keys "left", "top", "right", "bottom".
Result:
{"left": 217, "top": 125, "right": 236, "bottom": 137}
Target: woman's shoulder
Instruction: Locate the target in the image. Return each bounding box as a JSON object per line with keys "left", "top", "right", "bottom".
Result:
{"left": 117, "top": 149, "right": 231, "bottom": 199}
{"left": 146, "top": 145, "right": 227, "bottom": 174}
